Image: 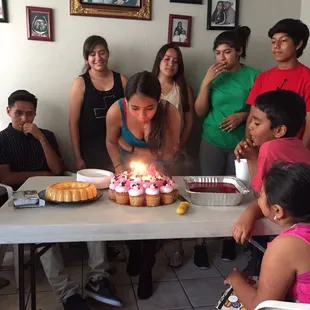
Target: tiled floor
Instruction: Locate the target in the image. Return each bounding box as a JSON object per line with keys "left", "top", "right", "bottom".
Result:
{"left": 0, "top": 239, "right": 250, "bottom": 310}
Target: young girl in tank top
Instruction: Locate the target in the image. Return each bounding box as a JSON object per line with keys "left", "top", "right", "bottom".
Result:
{"left": 152, "top": 43, "right": 194, "bottom": 149}
{"left": 69, "top": 35, "right": 127, "bottom": 171}
{"left": 225, "top": 163, "right": 310, "bottom": 308}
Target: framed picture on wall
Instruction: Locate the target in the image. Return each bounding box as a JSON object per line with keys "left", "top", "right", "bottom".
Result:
{"left": 207, "top": 0, "right": 239, "bottom": 30}
{"left": 170, "top": 0, "right": 202, "bottom": 4}
{"left": 70, "top": 0, "right": 151, "bottom": 20}
{"left": 0, "top": 0, "right": 8, "bottom": 23}
{"left": 168, "top": 14, "right": 192, "bottom": 48}
{"left": 26, "top": 7, "right": 54, "bottom": 41}
{"left": 81, "top": 0, "right": 140, "bottom": 7}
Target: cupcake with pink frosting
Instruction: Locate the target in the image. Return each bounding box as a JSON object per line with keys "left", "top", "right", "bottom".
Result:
{"left": 168, "top": 178, "right": 179, "bottom": 201}
{"left": 145, "top": 183, "right": 160, "bottom": 207}
{"left": 115, "top": 181, "right": 129, "bottom": 205}
{"left": 160, "top": 181, "right": 175, "bottom": 205}
{"left": 129, "top": 183, "right": 145, "bottom": 207}
{"left": 109, "top": 179, "right": 117, "bottom": 201}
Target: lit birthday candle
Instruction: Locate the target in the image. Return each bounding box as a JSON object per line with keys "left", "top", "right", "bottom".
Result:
{"left": 130, "top": 161, "right": 147, "bottom": 176}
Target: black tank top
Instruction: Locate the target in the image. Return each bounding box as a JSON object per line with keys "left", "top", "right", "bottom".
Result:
{"left": 79, "top": 71, "right": 124, "bottom": 169}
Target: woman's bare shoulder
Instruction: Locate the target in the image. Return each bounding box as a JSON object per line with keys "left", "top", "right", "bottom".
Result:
{"left": 107, "top": 99, "right": 122, "bottom": 122}
{"left": 70, "top": 76, "right": 85, "bottom": 92}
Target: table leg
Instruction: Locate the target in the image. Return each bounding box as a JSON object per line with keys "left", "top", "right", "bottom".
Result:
{"left": 30, "top": 245, "right": 36, "bottom": 310}
{"left": 18, "top": 244, "right": 25, "bottom": 310}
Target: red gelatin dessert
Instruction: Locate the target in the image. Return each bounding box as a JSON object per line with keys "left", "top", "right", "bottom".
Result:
{"left": 188, "top": 182, "right": 239, "bottom": 194}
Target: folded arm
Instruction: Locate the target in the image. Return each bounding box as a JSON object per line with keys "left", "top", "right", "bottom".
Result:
{"left": 39, "top": 135, "right": 64, "bottom": 175}
{"left": 22, "top": 124, "right": 64, "bottom": 176}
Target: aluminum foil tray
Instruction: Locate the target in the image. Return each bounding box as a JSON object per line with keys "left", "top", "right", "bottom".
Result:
{"left": 183, "top": 176, "right": 249, "bottom": 206}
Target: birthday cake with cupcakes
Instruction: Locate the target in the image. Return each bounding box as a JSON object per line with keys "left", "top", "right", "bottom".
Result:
{"left": 108, "top": 162, "right": 178, "bottom": 207}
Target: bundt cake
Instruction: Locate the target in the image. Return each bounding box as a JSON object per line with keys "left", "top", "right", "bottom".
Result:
{"left": 45, "top": 181, "right": 98, "bottom": 202}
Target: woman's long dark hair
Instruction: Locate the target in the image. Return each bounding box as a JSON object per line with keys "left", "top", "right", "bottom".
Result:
{"left": 82, "top": 35, "right": 109, "bottom": 73}
{"left": 213, "top": 25, "right": 251, "bottom": 59}
{"left": 125, "top": 71, "right": 166, "bottom": 156}
{"left": 152, "top": 43, "right": 189, "bottom": 118}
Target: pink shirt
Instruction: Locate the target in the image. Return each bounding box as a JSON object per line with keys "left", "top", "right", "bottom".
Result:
{"left": 252, "top": 138, "right": 310, "bottom": 193}
{"left": 273, "top": 224, "right": 310, "bottom": 303}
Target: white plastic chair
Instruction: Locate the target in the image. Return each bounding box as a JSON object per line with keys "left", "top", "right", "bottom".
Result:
{"left": 255, "top": 300, "right": 310, "bottom": 310}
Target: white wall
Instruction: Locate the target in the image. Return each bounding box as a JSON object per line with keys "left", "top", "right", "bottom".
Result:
{"left": 301, "top": 0, "right": 310, "bottom": 66}
{"left": 0, "top": 0, "right": 303, "bottom": 169}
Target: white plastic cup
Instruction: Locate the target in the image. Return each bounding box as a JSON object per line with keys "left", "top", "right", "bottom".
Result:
{"left": 234, "top": 159, "right": 251, "bottom": 188}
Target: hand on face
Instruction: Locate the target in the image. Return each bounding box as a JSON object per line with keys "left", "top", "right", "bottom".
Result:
{"left": 23, "top": 123, "right": 44, "bottom": 141}
{"left": 234, "top": 139, "right": 258, "bottom": 162}
{"left": 202, "top": 63, "right": 226, "bottom": 87}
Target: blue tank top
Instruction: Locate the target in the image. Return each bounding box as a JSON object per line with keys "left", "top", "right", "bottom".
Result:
{"left": 118, "top": 98, "right": 149, "bottom": 148}
{"left": 118, "top": 98, "right": 171, "bottom": 167}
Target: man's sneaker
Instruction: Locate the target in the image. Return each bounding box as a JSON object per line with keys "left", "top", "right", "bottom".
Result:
{"left": 194, "top": 244, "right": 210, "bottom": 269}
{"left": 221, "top": 238, "right": 237, "bottom": 261}
{"left": 63, "top": 294, "right": 90, "bottom": 310}
{"left": 84, "top": 278, "right": 122, "bottom": 307}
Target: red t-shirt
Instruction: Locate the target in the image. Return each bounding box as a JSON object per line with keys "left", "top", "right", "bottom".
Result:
{"left": 247, "top": 63, "right": 310, "bottom": 109}
{"left": 252, "top": 138, "right": 310, "bottom": 193}
{"left": 247, "top": 63, "right": 310, "bottom": 139}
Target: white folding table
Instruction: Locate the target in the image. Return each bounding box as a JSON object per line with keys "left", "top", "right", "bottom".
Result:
{"left": 0, "top": 176, "right": 280, "bottom": 310}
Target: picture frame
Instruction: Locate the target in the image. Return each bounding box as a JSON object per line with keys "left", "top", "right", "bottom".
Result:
{"left": 168, "top": 14, "right": 192, "bottom": 48}
{"left": 26, "top": 6, "right": 54, "bottom": 41}
{"left": 207, "top": 0, "right": 239, "bottom": 30}
{"left": 70, "top": 0, "right": 151, "bottom": 21}
{"left": 0, "top": 0, "right": 8, "bottom": 23}
{"left": 170, "top": 0, "right": 202, "bottom": 4}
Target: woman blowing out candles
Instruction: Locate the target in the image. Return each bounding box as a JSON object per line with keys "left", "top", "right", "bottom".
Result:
{"left": 106, "top": 71, "right": 181, "bottom": 300}
{"left": 106, "top": 70, "right": 181, "bottom": 174}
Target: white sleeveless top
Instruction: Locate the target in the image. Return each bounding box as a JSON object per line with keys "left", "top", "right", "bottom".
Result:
{"left": 161, "top": 83, "right": 184, "bottom": 133}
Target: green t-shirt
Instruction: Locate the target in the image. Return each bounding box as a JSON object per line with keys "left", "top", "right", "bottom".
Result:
{"left": 201, "top": 64, "right": 260, "bottom": 149}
